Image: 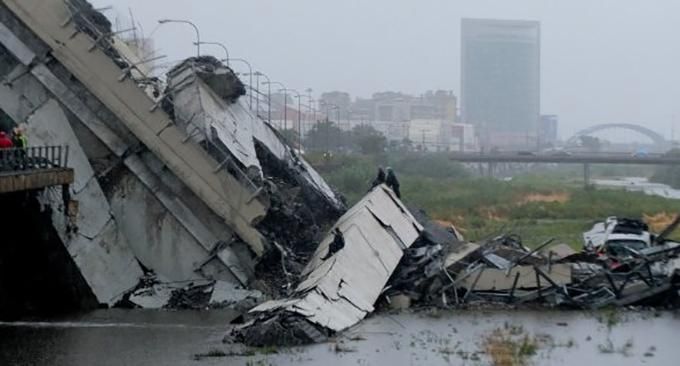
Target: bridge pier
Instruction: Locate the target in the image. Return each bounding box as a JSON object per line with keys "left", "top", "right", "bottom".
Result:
{"left": 487, "top": 162, "right": 496, "bottom": 178}
{"left": 584, "top": 163, "right": 591, "bottom": 188}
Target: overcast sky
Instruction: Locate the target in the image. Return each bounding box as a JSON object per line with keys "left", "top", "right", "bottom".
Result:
{"left": 92, "top": 0, "right": 680, "bottom": 139}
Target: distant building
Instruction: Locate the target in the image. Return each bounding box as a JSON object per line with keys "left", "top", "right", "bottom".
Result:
{"left": 461, "top": 18, "right": 541, "bottom": 149}
{"left": 319, "top": 91, "right": 352, "bottom": 120}
{"left": 407, "top": 120, "right": 476, "bottom": 152}
{"left": 539, "top": 115, "right": 559, "bottom": 146}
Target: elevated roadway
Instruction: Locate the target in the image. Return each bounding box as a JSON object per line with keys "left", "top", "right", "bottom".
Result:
{"left": 449, "top": 152, "right": 680, "bottom": 165}
{"left": 450, "top": 151, "right": 680, "bottom": 187}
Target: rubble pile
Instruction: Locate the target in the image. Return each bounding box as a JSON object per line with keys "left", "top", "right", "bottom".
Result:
{"left": 164, "top": 56, "right": 245, "bottom": 110}
{"left": 233, "top": 186, "right": 422, "bottom": 346}
{"left": 163, "top": 57, "right": 346, "bottom": 294}
{"left": 120, "top": 273, "right": 263, "bottom": 312}
{"left": 383, "top": 229, "right": 680, "bottom": 310}
{"left": 233, "top": 212, "right": 680, "bottom": 347}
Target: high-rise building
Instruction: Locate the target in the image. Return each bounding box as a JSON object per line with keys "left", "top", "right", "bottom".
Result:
{"left": 461, "top": 18, "right": 541, "bottom": 149}
{"left": 539, "top": 114, "right": 559, "bottom": 146}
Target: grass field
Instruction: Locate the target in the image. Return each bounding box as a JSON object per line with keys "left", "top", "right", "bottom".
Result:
{"left": 310, "top": 153, "right": 680, "bottom": 248}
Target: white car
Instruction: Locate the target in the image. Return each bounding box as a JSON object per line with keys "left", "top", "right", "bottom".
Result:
{"left": 583, "top": 217, "right": 651, "bottom": 255}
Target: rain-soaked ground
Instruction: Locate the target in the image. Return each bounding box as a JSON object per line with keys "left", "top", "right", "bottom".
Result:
{"left": 1, "top": 309, "right": 678, "bottom": 365}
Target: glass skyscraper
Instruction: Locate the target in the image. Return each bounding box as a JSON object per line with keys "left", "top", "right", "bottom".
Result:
{"left": 461, "top": 18, "right": 540, "bottom": 148}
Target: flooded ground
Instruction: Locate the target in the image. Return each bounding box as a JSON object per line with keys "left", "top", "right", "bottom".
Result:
{"left": 1, "top": 309, "right": 678, "bottom": 365}
{"left": 594, "top": 177, "right": 680, "bottom": 200}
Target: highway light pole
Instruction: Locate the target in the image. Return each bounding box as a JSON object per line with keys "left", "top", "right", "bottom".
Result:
{"left": 256, "top": 72, "right": 272, "bottom": 123}
{"left": 194, "top": 41, "right": 229, "bottom": 65}
{"left": 158, "top": 19, "right": 201, "bottom": 57}
{"left": 287, "top": 89, "right": 302, "bottom": 151}
{"left": 263, "top": 81, "right": 287, "bottom": 130}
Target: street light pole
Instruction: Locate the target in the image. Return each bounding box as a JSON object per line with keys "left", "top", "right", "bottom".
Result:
{"left": 194, "top": 41, "right": 229, "bottom": 65}
{"left": 304, "top": 88, "right": 314, "bottom": 136}
{"left": 263, "top": 81, "right": 287, "bottom": 130}
{"left": 158, "top": 19, "right": 201, "bottom": 57}
{"left": 229, "top": 58, "right": 253, "bottom": 109}
{"left": 278, "top": 88, "right": 299, "bottom": 134}
{"left": 323, "top": 103, "right": 339, "bottom": 153}
{"left": 256, "top": 72, "right": 272, "bottom": 123}
{"left": 288, "top": 89, "right": 302, "bottom": 151}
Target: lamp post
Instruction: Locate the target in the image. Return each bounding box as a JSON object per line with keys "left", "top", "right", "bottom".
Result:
{"left": 278, "top": 88, "right": 299, "bottom": 134}
{"left": 303, "top": 88, "right": 314, "bottom": 140}
{"left": 255, "top": 71, "right": 271, "bottom": 123}
{"left": 194, "top": 41, "right": 229, "bottom": 65}
{"left": 158, "top": 19, "right": 201, "bottom": 57}
{"left": 263, "top": 81, "right": 287, "bottom": 130}
{"left": 287, "top": 89, "right": 302, "bottom": 151}
{"left": 229, "top": 58, "right": 253, "bottom": 108}
{"left": 323, "top": 103, "right": 339, "bottom": 153}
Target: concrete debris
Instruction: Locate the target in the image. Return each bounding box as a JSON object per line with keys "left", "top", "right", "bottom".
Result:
{"left": 163, "top": 57, "right": 346, "bottom": 291}
{"left": 123, "top": 274, "right": 263, "bottom": 312}
{"left": 168, "top": 56, "right": 246, "bottom": 104}
{"left": 233, "top": 186, "right": 422, "bottom": 346}
{"left": 382, "top": 216, "right": 680, "bottom": 311}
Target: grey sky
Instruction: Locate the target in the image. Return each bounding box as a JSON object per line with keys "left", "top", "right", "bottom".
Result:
{"left": 93, "top": 0, "right": 680, "bottom": 139}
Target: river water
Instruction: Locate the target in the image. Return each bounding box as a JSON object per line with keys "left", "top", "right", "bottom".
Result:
{"left": 593, "top": 177, "right": 680, "bottom": 200}
{"left": 1, "top": 309, "right": 678, "bottom": 365}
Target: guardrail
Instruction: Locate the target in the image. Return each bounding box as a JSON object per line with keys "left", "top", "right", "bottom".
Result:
{"left": 0, "top": 145, "right": 69, "bottom": 172}
{"left": 63, "top": 0, "right": 264, "bottom": 195}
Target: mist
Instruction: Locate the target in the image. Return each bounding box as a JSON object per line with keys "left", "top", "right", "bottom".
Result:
{"left": 92, "top": 0, "right": 680, "bottom": 139}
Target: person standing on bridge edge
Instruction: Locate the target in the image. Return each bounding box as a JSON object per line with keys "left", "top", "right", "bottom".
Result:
{"left": 0, "top": 131, "right": 14, "bottom": 170}
{"left": 385, "top": 167, "right": 401, "bottom": 199}
{"left": 0, "top": 131, "right": 12, "bottom": 148}
{"left": 369, "top": 166, "right": 386, "bottom": 191}
{"left": 12, "top": 127, "right": 27, "bottom": 149}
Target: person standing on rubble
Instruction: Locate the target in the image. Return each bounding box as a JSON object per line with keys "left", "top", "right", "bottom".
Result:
{"left": 321, "top": 228, "right": 345, "bottom": 260}
{"left": 369, "top": 166, "right": 386, "bottom": 190}
{"left": 385, "top": 167, "right": 401, "bottom": 198}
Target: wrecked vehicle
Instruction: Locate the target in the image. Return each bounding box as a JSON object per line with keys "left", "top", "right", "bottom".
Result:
{"left": 583, "top": 217, "right": 652, "bottom": 252}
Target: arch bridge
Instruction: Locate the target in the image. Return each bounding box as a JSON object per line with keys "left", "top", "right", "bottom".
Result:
{"left": 567, "top": 123, "right": 666, "bottom": 146}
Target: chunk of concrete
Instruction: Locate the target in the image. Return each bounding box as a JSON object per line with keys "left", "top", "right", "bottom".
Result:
{"left": 245, "top": 186, "right": 422, "bottom": 341}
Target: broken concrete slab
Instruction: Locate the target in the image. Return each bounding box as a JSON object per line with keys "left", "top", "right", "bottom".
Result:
{"left": 460, "top": 264, "right": 572, "bottom": 292}
{"left": 166, "top": 60, "right": 344, "bottom": 212}
{"left": 238, "top": 186, "right": 421, "bottom": 344}
{"left": 542, "top": 243, "right": 577, "bottom": 261}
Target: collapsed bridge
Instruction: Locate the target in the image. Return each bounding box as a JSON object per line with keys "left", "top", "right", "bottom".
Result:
{"left": 0, "top": 0, "right": 345, "bottom": 312}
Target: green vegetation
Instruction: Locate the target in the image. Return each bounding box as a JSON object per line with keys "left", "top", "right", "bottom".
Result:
{"left": 311, "top": 153, "right": 680, "bottom": 248}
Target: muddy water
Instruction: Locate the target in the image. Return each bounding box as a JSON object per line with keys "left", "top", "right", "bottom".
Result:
{"left": 594, "top": 177, "right": 680, "bottom": 200}
{"left": 1, "top": 309, "right": 678, "bottom": 366}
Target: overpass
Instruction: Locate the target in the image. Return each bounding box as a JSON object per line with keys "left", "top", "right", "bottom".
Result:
{"left": 0, "top": 0, "right": 344, "bottom": 307}
{"left": 450, "top": 151, "right": 680, "bottom": 186}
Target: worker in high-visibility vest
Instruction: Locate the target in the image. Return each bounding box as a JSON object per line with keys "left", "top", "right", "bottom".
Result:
{"left": 12, "top": 128, "right": 27, "bottom": 148}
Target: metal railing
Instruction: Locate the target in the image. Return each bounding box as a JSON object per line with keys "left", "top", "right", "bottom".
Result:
{"left": 0, "top": 145, "right": 70, "bottom": 172}
{"left": 62, "top": 1, "right": 267, "bottom": 193}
